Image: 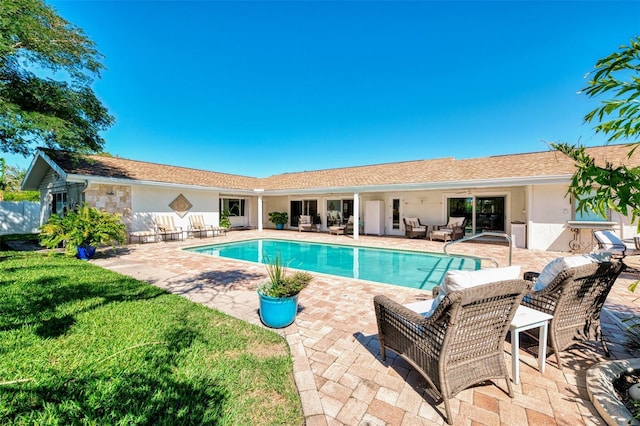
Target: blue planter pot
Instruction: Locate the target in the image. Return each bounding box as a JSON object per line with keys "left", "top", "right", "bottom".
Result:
{"left": 276, "top": 223, "right": 284, "bottom": 230}
{"left": 77, "top": 245, "right": 97, "bottom": 260}
{"left": 258, "top": 291, "right": 299, "bottom": 328}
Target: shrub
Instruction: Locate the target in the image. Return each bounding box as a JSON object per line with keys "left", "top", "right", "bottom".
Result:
{"left": 39, "top": 203, "right": 126, "bottom": 255}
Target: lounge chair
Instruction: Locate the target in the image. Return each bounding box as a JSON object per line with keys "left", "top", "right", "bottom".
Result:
{"left": 522, "top": 256, "right": 625, "bottom": 370}
{"left": 298, "top": 215, "right": 314, "bottom": 232}
{"left": 129, "top": 229, "right": 158, "bottom": 244}
{"left": 403, "top": 217, "right": 427, "bottom": 239}
{"left": 374, "top": 276, "right": 530, "bottom": 424}
{"left": 155, "top": 214, "right": 183, "bottom": 241}
{"left": 189, "top": 213, "right": 216, "bottom": 238}
{"left": 593, "top": 230, "right": 640, "bottom": 258}
{"left": 431, "top": 217, "right": 466, "bottom": 242}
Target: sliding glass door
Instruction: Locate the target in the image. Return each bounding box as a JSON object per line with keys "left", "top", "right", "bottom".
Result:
{"left": 290, "top": 200, "right": 318, "bottom": 227}
{"left": 447, "top": 196, "right": 505, "bottom": 235}
{"left": 326, "top": 199, "right": 353, "bottom": 226}
{"left": 475, "top": 197, "right": 505, "bottom": 232}
{"left": 447, "top": 197, "right": 472, "bottom": 236}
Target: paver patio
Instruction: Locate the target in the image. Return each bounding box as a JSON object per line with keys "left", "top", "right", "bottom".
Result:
{"left": 92, "top": 230, "right": 639, "bottom": 425}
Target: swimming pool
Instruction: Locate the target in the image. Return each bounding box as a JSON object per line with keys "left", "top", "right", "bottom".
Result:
{"left": 185, "top": 239, "right": 480, "bottom": 290}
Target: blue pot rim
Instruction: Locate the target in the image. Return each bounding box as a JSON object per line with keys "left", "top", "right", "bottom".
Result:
{"left": 257, "top": 291, "right": 299, "bottom": 301}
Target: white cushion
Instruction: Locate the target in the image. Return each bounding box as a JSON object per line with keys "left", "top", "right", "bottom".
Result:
{"left": 404, "top": 300, "right": 435, "bottom": 316}
{"left": 594, "top": 230, "right": 622, "bottom": 248}
{"left": 422, "top": 265, "right": 521, "bottom": 318}
{"left": 413, "top": 226, "right": 426, "bottom": 232}
{"left": 532, "top": 252, "right": 611, "bottom": 291}
{"left": 299, "top": 216, "right": 311, "bottom": 224}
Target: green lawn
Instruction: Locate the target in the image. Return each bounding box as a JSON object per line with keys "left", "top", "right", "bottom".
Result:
{"left": 0, "top": 251, "right": 303, "bottom": 425}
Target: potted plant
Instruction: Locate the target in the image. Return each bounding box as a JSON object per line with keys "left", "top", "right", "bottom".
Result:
{"left": 268, "top": 211, "right": 288, "bottom": 230}
{"left": 39, "top": 203, "right": 127, "bottom": 259}
{"left": 257, "top": 253, "right": 313, "bottom": 328}
{"left": 313, "top": 214, "right": 322, "bottom": 230}
{"left": 219, "top": 210, "right": 232, "bottom": 230}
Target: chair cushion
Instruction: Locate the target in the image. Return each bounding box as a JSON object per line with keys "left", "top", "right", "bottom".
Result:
{"left": 299, "top": 216, "right": 311, "bottom": 224}
{"left": 594, "top": 230, "right": 622, "bottom": 248}
{"left": 447, "top": 217, "right": 465, "bottom": 228}
{"left": 413, "top": 226, "right": 426, "bottom": 232}
{"left": 422, "top": 265, "right": 521, "bottom": 317}
{"left": 532, "top": 252, "right": 612, "bottom": 291}
{"left": 405, "top": 217, "right": 418, "bottom": 227}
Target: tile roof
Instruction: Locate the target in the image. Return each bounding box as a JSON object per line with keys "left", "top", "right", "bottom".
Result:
{"left": 258, "top": 144, "right": 639, "bottom": 190}
{"left": 42, "top": 149, "right": 260, "bottom": 191}
{"left": 41, "top": 144, "right": 639, "bottom": 192}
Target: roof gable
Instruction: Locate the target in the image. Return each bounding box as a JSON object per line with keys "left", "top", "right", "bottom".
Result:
{"left": 38, "top": 149, "right": 260, "bottom": 191}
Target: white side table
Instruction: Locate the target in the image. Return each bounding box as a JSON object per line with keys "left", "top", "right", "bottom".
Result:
{"left": 509, "top": 305, "right": 553, "bottom": 384}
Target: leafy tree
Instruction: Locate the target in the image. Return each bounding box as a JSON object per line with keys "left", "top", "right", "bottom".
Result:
{"left": 0, "top": 0, "right": 113, "bottom": 157}
{"left": 553, "top": 36, "right": 640, "bottom": 229}
{"left": 0, "top": 159, "right": 40, "bottom": 201}
{"left": 0, "top": 158, "right": 5, "bottom": 200}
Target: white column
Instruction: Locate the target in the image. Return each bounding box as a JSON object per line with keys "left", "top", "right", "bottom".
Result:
{"left": 353, "top": 192, "right": 360, "bottom": 240}
{"left": 257, "top": 193, "right": 264, "bottom": 232}
{"left": 526, "top": 184, "right": 532, "bottom": 249}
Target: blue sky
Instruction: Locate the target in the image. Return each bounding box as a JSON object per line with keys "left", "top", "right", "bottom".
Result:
{"left": 7, "top": 1, "right": 640, "bottom": 177}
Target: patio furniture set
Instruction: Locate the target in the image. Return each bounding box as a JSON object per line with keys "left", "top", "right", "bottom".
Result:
{"left": 374, "top": 251, "right": 625, "bottom": 424}
{"left": 404, "top": 216, "right": 467, "bottom": 242}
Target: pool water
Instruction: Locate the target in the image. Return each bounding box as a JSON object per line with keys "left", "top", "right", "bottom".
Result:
{"left": 185, "top": 239, "right": 480, "bottom": 290}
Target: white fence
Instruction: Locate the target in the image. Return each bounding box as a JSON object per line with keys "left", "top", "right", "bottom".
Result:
{"left": 0, "top": 201, "right": 41, "bottom": 235}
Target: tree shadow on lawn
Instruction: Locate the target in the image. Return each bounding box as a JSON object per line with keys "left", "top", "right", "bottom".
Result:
{"left": 0, "top": 262, "right": 166, "bottom": 336}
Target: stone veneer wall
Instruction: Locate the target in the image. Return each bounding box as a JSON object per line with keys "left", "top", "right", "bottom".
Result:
{"left": 84, "top": 184, "right": 133, "bottom": 232}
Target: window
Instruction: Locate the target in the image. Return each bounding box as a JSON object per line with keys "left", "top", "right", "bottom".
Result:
{"left": 447, "top": 197, "right": 472, "bottom": 234}
{"left": 52, "top": 192, "right": 67, "bottom": 215}
{"left": 574, "top": 195, "right": 609, "bottom": 221}
{"left": 392, "top": 198, "right": 400, "bottom": 230}
{"left": 327, "top": 199, "right": 341, "bottom": 226}
{"left": 220, "top": 198, "right": 245, "bottom": 217}
{"left": 327, "top": 199, "right": 353, "bottom": 225}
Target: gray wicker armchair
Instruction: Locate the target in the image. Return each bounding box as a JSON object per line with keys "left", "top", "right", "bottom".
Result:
{"left": 403, "top": 217, "right": 427, "bottom": 239}
{"left": 522, "top": 261, "right": 625, "bottom": 371}
{"left": 374, "top": 279, "right": 531, "bottom": 425}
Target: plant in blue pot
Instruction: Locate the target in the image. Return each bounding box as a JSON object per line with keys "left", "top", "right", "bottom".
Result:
{"left": 257, "top": 253, "right": 313, "bottom": 328}
{"left": 39, "top": 203, "right": 127, "bottom": 259}
{"left": 267, "top": 211, "right": 288, "bottom": 230}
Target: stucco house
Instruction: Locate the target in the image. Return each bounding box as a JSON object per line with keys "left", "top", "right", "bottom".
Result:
{"left": 21, "top": 144, "right": 640, "bottom": 252}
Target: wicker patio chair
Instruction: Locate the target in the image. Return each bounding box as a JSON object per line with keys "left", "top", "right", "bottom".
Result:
{"left": 374, "top": 279, "right": 531, "bottom": 424}
{"left": 432, "top": 217, "right": 466, "bottom": 241}
{"left": 298, "top": 215, "right": 314, "bottom": 232}
{"left": 403, "top": 217, "right": 427, "bottom": 238}
{"left": 522, "top": 260, "right": 624, "bottom": 370}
